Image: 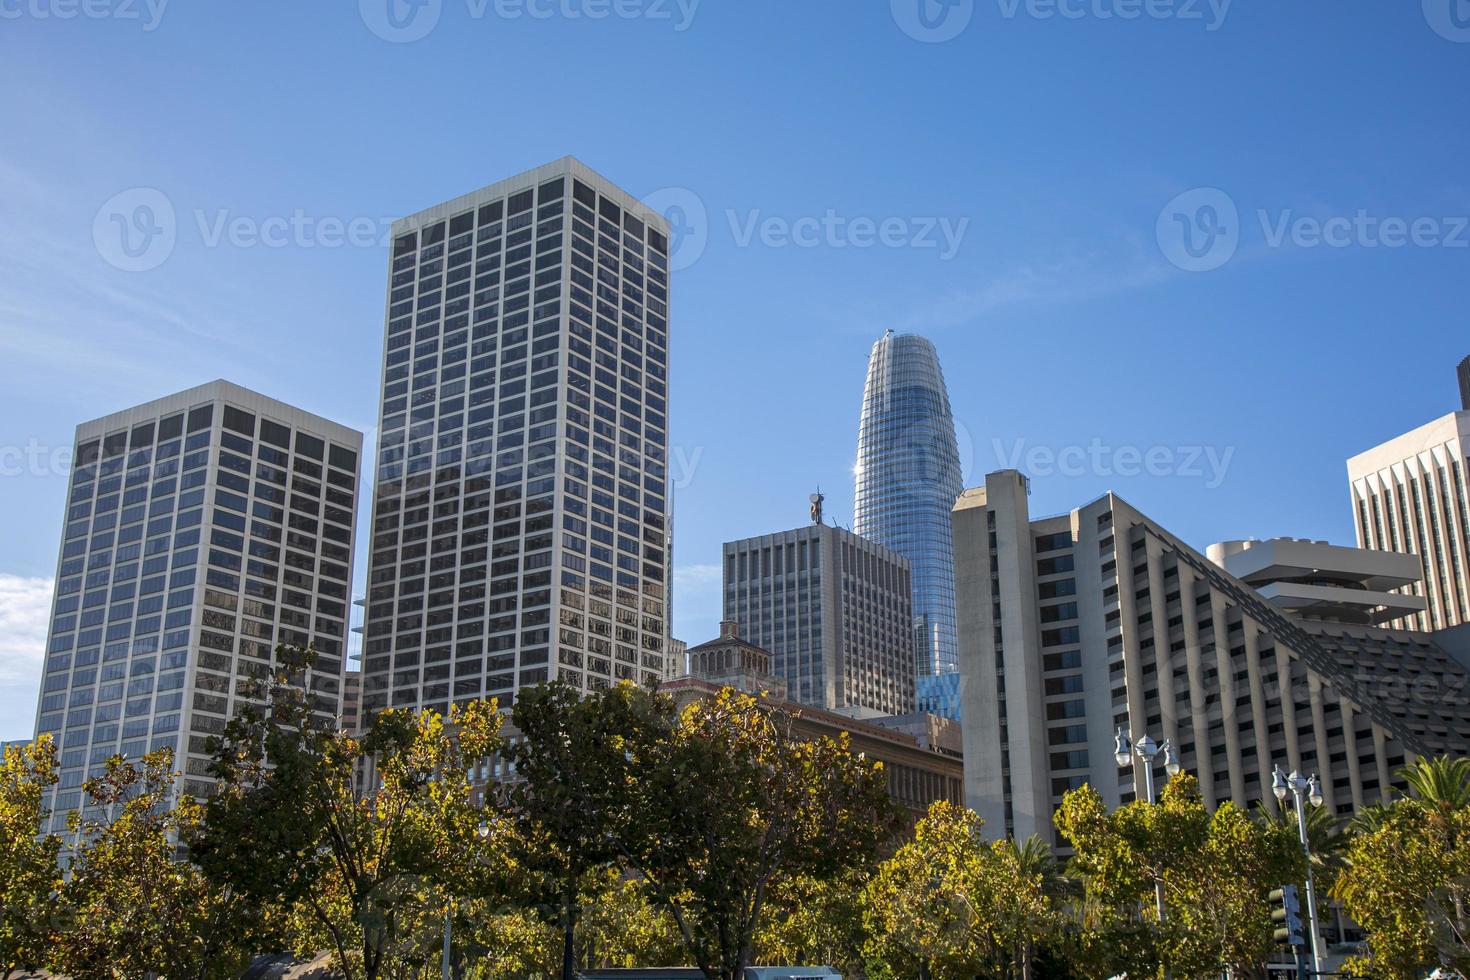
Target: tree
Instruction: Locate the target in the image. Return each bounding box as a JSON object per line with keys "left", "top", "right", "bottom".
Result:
{"left": 0, "top": 736, "right": 62, "bottom": 980}
{"left": 618, "top": 689, "right": 902, "bottom": 980}
{"left": 1055, "top": 774, "right": 1302, "bottom": 979}
{"left": 54, "top": 748, "right": 268, "bottom": 980}
{"left": 506, "top": 681, "right": 671, "bottom": 979}
{"left": 755, "top": 870, "right": 869, "bottom": 978}
{"left": 862, "top": 801, "right": 1060, "bottom": 979}
{"left": 1402, "top": 756, "right": 1470, "bottom": 812}
{"left": 191, "top": 644, "right": 505, "bottom": 980}
{"left": 1334, "top": 759, "right": 1470, "bottom": 979}
{"left": 1254, "top": 798, "right": 1350, "bottom": 897}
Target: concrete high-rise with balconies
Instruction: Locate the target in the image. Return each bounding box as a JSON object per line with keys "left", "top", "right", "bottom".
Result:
{"left": 955, "top": 469, "right": 1470, "bottom": 845}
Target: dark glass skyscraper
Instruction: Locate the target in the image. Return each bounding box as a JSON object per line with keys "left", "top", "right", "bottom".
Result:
{"left": 853, "top": 331, "right": 963, "bottom": 683}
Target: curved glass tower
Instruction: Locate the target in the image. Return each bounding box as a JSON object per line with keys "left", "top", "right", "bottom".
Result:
{"left": 854, "top": 331, "right": 963, "bottom": 680}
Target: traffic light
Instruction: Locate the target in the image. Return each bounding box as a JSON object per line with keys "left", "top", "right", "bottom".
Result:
{"left": 1270, "top": 884, "right": 1304, "bottom": 947}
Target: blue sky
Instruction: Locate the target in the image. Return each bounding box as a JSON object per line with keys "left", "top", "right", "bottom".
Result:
{"left": 1, "top": 0, "right": 1467, "bottom": 739}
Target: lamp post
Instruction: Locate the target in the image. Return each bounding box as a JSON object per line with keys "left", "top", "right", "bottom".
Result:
{"left": 1274, "top": 766, "right": 1325, "bottom": 975}
{"left": 443, "top": 822, "right": 492, "bottom": 980}
{"left": 1114, "top": 728, "right": 1180, "bottom": 923}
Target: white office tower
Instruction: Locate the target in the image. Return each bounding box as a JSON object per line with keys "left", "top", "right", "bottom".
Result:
{"left": 360, "top": 158, "right": 673, "bottom": 718}
{"left": 1347, "top": 360, "right": 1470, "bottom": 631}
{"left": 33, "top": 381, "right": 362, "bottom": 829}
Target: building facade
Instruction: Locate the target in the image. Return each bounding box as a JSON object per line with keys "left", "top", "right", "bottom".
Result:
{"left": 1206, "top": 537, "right": 1426, "bottom": 626}
{"left": 1347, "top": 409, "right": 1470, "bottom": 632}
{"left": 665, "top": 628, "right": 961, "bottom": 818}
{"left": 955, "top": 470, "right": 1470, "bottom": 845}
{"left": 853, "top": 331, "right": 963, "bottom": 707}
{"left": 33, "top": 381, "right": 362, "bottom": 828}
{"left": 361, "top": 158, "right": 672, "bottom": 719}
{"left": 723, "top": 521, "right": 917, "bottom": 717}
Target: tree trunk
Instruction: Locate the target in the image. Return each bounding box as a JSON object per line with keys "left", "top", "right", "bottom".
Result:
{"left": 562, "top": 894, "right": 576, "bottom": 980}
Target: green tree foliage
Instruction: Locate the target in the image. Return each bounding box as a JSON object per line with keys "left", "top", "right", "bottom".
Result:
{"left": 617, "top": 689, "right": 902, "bottom": 980}
{"left": 191, "top": 644, "right": 505, "bottom": 980}
{"left": 54, "top": 748, "right": 267, "bottom": 980}
{"left": 755, "top": 871, "right": 869, "bottom": 978}
{"left": 862, "top": 800, "right": 1060, "bottom": 980}
{"left": 1334, "top": 757, "right": 1470, "bottom": 978}
{"left": 1254, "top": 798, "right": 1350, "bottom": 898}
{"left": 505, "top": 680, "right": 672, "bottom": 979}
{"left": 448, "top": 870, "right": 682, "bottom": 979}
{"left": 1054, "top": 773, "right": 1302, "bottom": 979}
{"left": 0, "top": 736, "right": 62, "bottom": 980}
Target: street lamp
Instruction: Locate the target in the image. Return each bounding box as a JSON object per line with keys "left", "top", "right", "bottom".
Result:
{"left": 444, "top": 822, "right": 493, "bottom": 980}
{"left": 1114, "top": 728, "right": 1178, "bottom": 922}
{"left": 1273, "top": 765, "right": 1325, "bottom": 975}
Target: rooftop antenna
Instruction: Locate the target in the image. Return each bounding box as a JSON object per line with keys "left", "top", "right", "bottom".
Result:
{"left": 809, "top": 488, "right": 825, "bottom": 526}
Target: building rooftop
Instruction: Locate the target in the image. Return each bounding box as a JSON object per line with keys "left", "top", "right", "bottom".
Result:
{"left": 1207, "top": 537, "right": 1427, "bottom": 625}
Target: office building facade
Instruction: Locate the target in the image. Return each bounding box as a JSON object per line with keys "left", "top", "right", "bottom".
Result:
{"left": 1347, "top": 407, "right": 1470, "bottom": 632}
{"left": 33, "top": 381, "right": 362, "bottom": 827}
{"left": 723, "top": 521, "right": 916, "bottom": 717}
{"left": 853, "top": 331, "right": 963, "bottom": 707}
{"left": 955, "top": 470, "right": 1470, "bottom": 844}
{"left": 666, "top": 625, "right": 961, "bottom": 817}
{"left": 361, "top": 158, "right": 673, "bottom": 718}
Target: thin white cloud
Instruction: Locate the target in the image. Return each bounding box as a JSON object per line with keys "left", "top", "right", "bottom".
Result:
{"left": 673, "top": 563, "right": 722, "bottom": 588}
{"left": 894, "top": 250, "right": 1173, "bottom": 333}
{"left": 0, "top": 574, "right": 51, "bottom": 742}
{"left": 0, "top": 574, "right": 51, "bottom": 684}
